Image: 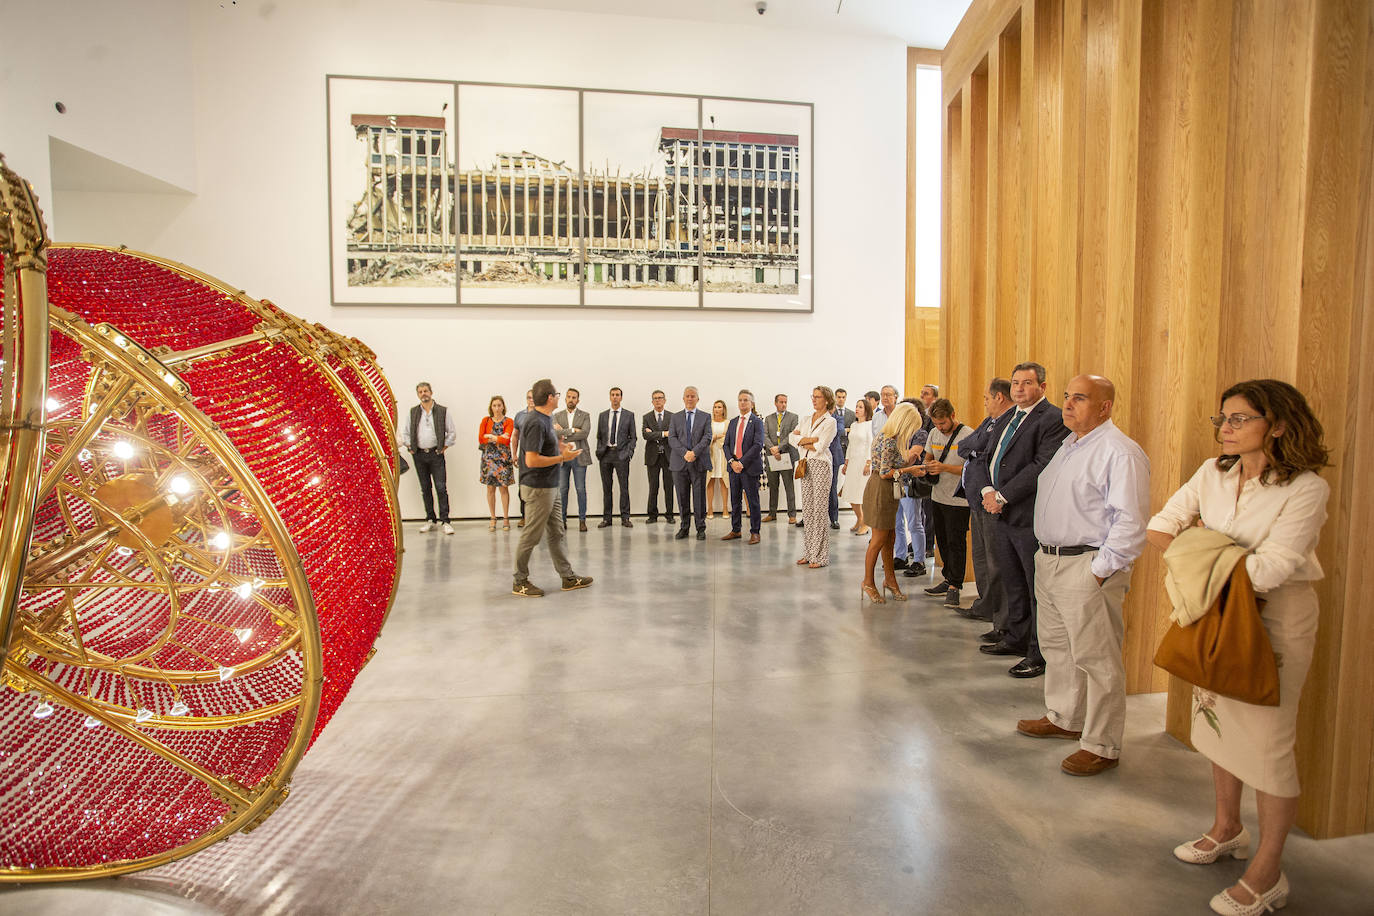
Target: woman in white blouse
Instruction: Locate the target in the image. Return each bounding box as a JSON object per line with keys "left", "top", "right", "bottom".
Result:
{"left": 1146, "top": 379, "right": 1330, "bottom": 916}
{"left": 791, "top": 386, "right": 838, "bottom": 568}
{"left": 706, "top": 399, "right": 730, "bottom": 518}
{"left": 841, "top": 397, "right": 874, "bottom": 535}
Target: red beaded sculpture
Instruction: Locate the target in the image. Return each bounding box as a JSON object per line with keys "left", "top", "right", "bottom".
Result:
{"left": 0, "top": 159, "right": 401, "bottom": 881}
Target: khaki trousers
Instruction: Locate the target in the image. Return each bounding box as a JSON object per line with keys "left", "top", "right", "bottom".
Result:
{"left": 1034, "top": 551, "right": 1131, "bottom": 759}
{"left": 514, "top": 484, "right": 575, "bottom": 585}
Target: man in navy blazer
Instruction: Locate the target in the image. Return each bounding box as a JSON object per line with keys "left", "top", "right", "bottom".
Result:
{"left": 595, "top": 386, "right": 637, "bottom": 528}
{"left": 668, "top": 386, "right": 713, "bottom": 540}
{"left": 720, "top": 390, "right": 766, "bottom": 544}
{"left": 977, "top": 362, "right": 1068, "bottom": 678}
{"left": 957, "top": 377, "right": 1013, "bottom": 633}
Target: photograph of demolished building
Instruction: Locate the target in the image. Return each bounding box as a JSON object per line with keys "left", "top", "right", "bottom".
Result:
{"left": 328, "top": 76, "right": 459, "bottom": 306}
{"left": 328, "top": 77, "right": 812, "bottom": 311}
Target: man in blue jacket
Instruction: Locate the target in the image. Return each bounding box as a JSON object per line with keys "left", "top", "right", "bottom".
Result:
{"left": 669, "top": 386, "right": 713, "bottom": 540}
{"left": 721, "top": 390, "right": 767, "bottom": 544}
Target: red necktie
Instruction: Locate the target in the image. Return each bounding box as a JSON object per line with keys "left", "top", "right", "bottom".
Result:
{"left": 734, "top": 417, "right": 745, "bottom": 458}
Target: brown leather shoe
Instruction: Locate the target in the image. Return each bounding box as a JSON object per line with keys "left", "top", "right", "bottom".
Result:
{"left": 748, "top": 533, "right": 760, "bottom": 545}
{"left": 578, "top": 521, "right": 588, "bottom": 532}
{"left": 761, "top": 514, "right": 777, "bottom": 523}
{"left": 721, "top": 531, "right": 742, "bottom": 541}
{"left": 1061, "top": 749, "right": 1119, "bottom": 776}
{"left": 1016, "top": 716, "right": 1082, "bottom": 740}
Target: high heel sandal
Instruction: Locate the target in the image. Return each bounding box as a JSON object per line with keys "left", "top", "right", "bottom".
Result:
{"left": 883, "top": 580, "right": 907, "bottom": 601}
{"left": 861, "top": 584, "right": 885, "bottom": 604}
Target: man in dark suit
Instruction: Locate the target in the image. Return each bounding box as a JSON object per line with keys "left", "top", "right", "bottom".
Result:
{"left": 957, "top": 377, "right": 1013, "bottom": 632}
{"left": 641, "top": 389, "right": 675, "bottom": 524}
{"left": 595, "top": 386, "right": 636, "bottom": 528}
{"left": 720, "top": 390, "right": 766, "bottom": 544}
{"left": 834, "top": 388, "right": 857, "bottom": 454}
{"left": 668, "top": 386, "right": 713, "bottom": 540}
{"left": 977, "top": 362, "right": 1068, "bottom": 678}
{"left": 826, "top": 397, "right": 848, "bottom": 530}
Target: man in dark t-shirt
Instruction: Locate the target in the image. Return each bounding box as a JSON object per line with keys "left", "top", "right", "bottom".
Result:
{"left": 513, "top": 378, "right": 594, "bottom": 598}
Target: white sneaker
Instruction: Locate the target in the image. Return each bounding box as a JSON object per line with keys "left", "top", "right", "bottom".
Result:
{"left": 442, "top": 523, "right": 455, "bottom": 535}
{"left": 418, "top": 522, "right": 434, "bottom": 533}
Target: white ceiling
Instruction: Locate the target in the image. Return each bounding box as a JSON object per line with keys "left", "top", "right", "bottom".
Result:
{"left": 452, "top": 0, "right": 972, "bottom": 50}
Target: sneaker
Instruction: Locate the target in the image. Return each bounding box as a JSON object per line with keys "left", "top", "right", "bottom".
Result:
{"left": 924, "top": 581, "right": 950, "bottom": 596}
{"left": 892, "top": 556, "right": 909, "bottom": 571}
{"left": 512, "top": 581, "right": 544, "bottom": 598}
{"left": 441, "top": 523, "right": 455, "bottom": 535}
{"left": 418, "top": 522, "right": 435, "bottom": 533}
{"left": 944, "top": 586, "right": 962, "bottom": 608}
{"left": 561, "top": 575, "right": 594, "bottom": 591}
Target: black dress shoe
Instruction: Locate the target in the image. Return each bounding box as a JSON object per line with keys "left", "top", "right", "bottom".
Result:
{"left": 892, "top": 557, "right": 909, "bottom": 571}
{"left": 796, "top": 519, "right": 804, "bottom": 528}
{"left": 597, "top": 520, "right": 612, "bottom": 529}
{"left": 979, "top": 628, "right": 1007, "bottom": 644}
{"left": 666, "top": 515, "right": 676, "bottom": 524}
{"left": 829, "top": 521, "right": 840, "bottom": 530}
{"left": 647, "top": 517, "right": 659, "bottom": 524}
{"left": 924, "top": 581, "right": 950, "bottom": 596}
{"left": 674, "top": 529, "right": 689, "bottom": 540}
{"left": 979, "top": 641, "right": 1021, "bottom": 656}
{"left": 621, "top": 519, "right": 633, "bottom": 528}
{"left": 957, "top": 605, "right": 993, "bottom": 621}
{"left": 696, "top": 531, "right": 706, "bottom": 540}
{"left": 1009, "top": 659, "right": 1047, "bottom": 678}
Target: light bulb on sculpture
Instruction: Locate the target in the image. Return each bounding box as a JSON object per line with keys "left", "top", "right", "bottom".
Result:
{"left": 33, "top": 700, "right": 55, "bottom": 719}
{"left": 209, "top": 531, "right": 231, "bottom": 550}
{"left": 44, "top": 398, "right": 59, "bottom": 412}
{"left": 234, "top": 582, "right": 254, "bottom": 600}
{"left": 168, "top": 476, "right": 191, "bottom": 496}
{"left": 111, "top": 440, "right": 134, "bottom": 460}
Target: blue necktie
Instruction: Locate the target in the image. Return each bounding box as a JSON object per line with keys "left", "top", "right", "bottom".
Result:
{"left": 687, "top": 411, "right": 694, "bottom": 439}
{"left": 991, "top": 410, "right": 1025, "bottom": 487}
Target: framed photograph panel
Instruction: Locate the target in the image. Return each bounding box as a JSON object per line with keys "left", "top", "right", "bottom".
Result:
{"left": 581, "top": 91, "right": 702, "bottom": 310}
{"left": 328, "top": 77, "right": 458, "bottom": 306}
{"left": 698, "top": 98, "right": 812, "bottom": 312}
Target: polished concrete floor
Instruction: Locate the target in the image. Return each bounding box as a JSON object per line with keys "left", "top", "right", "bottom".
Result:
{"left": 8, "top": 516, "right": 1374, "bottom": 915}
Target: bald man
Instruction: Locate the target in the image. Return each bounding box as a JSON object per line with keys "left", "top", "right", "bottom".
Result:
{"left": 1015, "top": 374, "right": 1150, "bottom": 777}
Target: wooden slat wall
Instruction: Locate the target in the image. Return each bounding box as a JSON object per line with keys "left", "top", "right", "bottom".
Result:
{"left": 929, "top": 0, "right": 1374, "bottom": 839}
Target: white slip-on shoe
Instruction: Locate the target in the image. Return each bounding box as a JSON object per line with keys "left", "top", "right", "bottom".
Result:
{"left": 1209, "top": 872, "right": 1288, "bottom": 915}
{"left": 442, "top": 523, "right": 455, "bottom": 535}
{"left": 418, "top": 522, "right": 435, "bottom": 533}
{"left": 1174, "top": 826, "right": 1252, "bottom": 864}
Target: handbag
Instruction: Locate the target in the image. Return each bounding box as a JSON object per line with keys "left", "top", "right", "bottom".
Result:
{"left": 1153, "top": 560, "right": 1279, "bottom": 706}
{"left": 909, "top": 424, "right": 963, "bottom": 499}
{"left": 793, "top": 457, "right": 807, "bottom": 480}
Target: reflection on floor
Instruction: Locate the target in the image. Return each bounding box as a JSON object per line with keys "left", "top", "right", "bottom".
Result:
{"left": 7, "top": 518, "right": 1373, "bottom": 915}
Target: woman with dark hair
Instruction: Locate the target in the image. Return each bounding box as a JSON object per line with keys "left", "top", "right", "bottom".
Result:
{"left": 842, "top": 397, "right": 874, "bottom": 535}
{"left": 859, "top": 402, "right": 925, "bottom": 602}
{"left": 1147, "top": 379, "right": 1330, "bottom": 916}
{"left": 479, "top": 395, "right": 516, "bottom": 530}
{"left": 791, "top": 386, "right": 839, "bottom": 567}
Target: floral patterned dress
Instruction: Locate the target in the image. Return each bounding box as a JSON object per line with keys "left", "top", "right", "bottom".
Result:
{"left": 479, "top": 416, "right": 514, "bottom": 486}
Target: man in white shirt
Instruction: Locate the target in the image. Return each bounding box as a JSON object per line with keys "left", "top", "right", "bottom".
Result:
{"left": 1016, "top": 374, "right": 1150, "bottom": 777}
{"left": 872, "top": 385, "right": 897, "bottom": 436}
{"left": 399, "top": 382, "right": 457, "bottom": 534}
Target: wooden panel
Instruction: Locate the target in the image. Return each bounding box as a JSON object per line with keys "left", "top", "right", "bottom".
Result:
{"left": 993, "top": 15, "right": 1025, "bottom": 377}
{"left": 928, "top": 0, "right": 1374, "bottom": 838}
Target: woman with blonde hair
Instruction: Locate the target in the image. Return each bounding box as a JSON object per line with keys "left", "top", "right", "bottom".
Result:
{"left": 791, "top": 386, "right": 839, "bottom": 567}
{"left": 707, "top": 398, "right": 731, "bottom": 518}
{"left": 1147, "top": 379, "right": 1330, "bottom": 916}
{"left": 859, "top": 402, "right": 926, "bottom": 601}
{"left": 478, "top": 395, "right": 515, "bottom": 530}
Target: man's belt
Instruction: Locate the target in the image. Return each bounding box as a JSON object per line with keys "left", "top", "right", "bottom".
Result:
{"left": 1038, "top": 543, "right": 1097, "bottom": 556}
{"left": 415, "top": 446, "right": 441, "bottom": 454}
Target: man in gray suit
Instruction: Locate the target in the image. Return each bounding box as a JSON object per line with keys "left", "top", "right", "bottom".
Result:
{"left": 762, "top": 393, "right": 799, "bottom": 524}
{"left": 668, "top": 386, "right": 713, "bottom": 540}
{"left": 553, "top": 387, "right": 592, "bottom": 532}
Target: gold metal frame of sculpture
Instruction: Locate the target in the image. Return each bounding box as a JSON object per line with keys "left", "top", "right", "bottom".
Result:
{"left": 1, "top": 166, "right": 403, "bottom": 881}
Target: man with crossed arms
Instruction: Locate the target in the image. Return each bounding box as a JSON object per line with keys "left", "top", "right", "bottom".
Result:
{"left": 1015, "top": 374, "right": 1149, "bottom": 777}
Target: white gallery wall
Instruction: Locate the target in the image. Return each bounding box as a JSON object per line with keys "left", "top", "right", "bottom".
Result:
{"left": 4, "top": 0, "right": 908, "bottom": 520}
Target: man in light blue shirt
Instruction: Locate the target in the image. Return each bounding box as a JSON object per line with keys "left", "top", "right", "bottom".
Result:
{"left": 1015, "top": 374, "right": 1150, "bottom": 778}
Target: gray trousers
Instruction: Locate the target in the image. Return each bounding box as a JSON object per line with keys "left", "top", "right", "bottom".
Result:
{"left": 969, "top": 506, "right": 1006, "bottom": 626}
{"left": 766, "top": 468, "right": 796, "bottom": 516}
{"left": 514, "top": 485, "right": 575, "bottom": 584}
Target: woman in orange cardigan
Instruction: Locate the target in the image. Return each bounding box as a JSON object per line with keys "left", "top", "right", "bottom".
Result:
{"left": 479, "top": 395, "right": 515, "bottom": 530}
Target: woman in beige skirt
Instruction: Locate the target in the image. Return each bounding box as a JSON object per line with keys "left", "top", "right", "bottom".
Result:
{"left": 1147, "top": 379, "right": 1330, "bottom": 916}
{"left": 859, "top": 402, "right": 925, "bottom": 603}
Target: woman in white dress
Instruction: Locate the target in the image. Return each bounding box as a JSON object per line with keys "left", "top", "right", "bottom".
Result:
{"left": 1146, "top": 379, "right": 1330, "bottom": 916}
{"left": 706, "top": 399, "right": 730, "bottom": 518}
{"left": 841, "top": 398, "right": 873, "bottom": 535}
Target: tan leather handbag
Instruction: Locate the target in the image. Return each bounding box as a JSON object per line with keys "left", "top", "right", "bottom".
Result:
{"left": 1153, "top": 560, "right": 1280, "bottom": 706}
{"left": 793, "top": 457, "right": 807, "bottom": 480}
